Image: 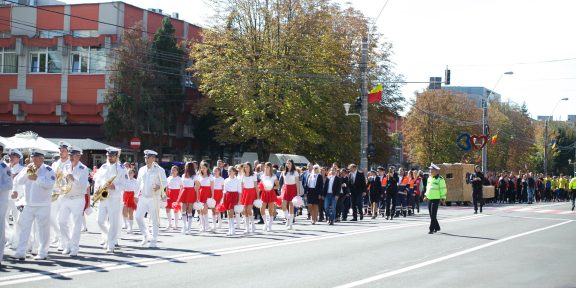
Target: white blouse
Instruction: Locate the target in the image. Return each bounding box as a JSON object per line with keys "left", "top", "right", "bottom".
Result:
{"left": 261, "top": 175, "right": 277, "bottom": 191}
{"left": 167, "top": 176, "right": 182, "bottom": 189}
{"left": 212, "top": 176, "right": 224, "bottom": 190}
{"left": 197, "top": 174, "right": 212, "bottom": 187}
{"left": 283, "top": 171, "right": 300, "bottom": 185}
{"left": 182, "top": 175, "right": 196, "bottom": 188}
{"left": 124, "top": 178, "right": 139, "bottom": 193}
{"left": 223, "top": 177, "right": 241, "bottom": 193}
{"left": 241, "top": 175, "right": 257, "bottom": 189}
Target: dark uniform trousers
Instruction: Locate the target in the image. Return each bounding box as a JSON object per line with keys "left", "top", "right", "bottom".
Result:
{"left": 428, "top": 199, "right": 441, "bottom": 232}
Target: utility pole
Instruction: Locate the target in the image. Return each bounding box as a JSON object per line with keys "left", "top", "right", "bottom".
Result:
{"left": 482, "top": 98, "right": 488, "bottom": 173}
{"left": 360, "top": 36, "right": 369, "bottom": 170}
{"left": 544, "top": 119, "right": 548, "bottom": 176}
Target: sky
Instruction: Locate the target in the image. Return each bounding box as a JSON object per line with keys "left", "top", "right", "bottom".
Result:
{"left": 64, "top": 0, "right": 576, "bottom": 120}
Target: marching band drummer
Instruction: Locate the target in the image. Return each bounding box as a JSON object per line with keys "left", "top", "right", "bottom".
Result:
{"left": 93, "top": 147, "right": 128, "bottom": 254}
{"left": 57, "top": 147, "right": 89, "bottom": 257}
{"left": 0, "top": 144, "right": 13, "bottom": 266}
{"left": 135, "top": 150, "right": 167, "bottom": 248}
{"left": 50, "top": 141, "right": 71, "bottom": 251}
{"left": 12, "top": 149, "right": 55, "bottom": 261}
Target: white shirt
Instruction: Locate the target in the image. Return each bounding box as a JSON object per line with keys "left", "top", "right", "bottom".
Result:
{"left": 327, "top": 176, "right": 335, "bottom": 194}
{"left": 0, "top": 162, "right": 13, "bottom": 198}
{"left": 137, "top": 164, "right": 168, "bottom": 198}
{"left": 15, "top": 163, "right": 55, "bottom": 206}
{"left": 261, "top": 175, "right": 277, "bottom": 191}
{"left": 166, "top": 176, "right": 182, "bottom": 190}
{"left": 62, "top": 161, "right": 89, "bottom": 199}
{"left": 212, "top": 176, "right": 224, "bottom": 190}
{"left": 223, "top": 177, "right": 241, "bottom": 193}
{"left": 9, "top": 162, "right": 25, "bottom": 198}
{"left": 197, "top": 174, "right": 212, "bottom": 187}
{"left": 51, "top": 158, "right": 71, "bottom": 193}
{"left": 93, "top": 161, "right": 128, "bottom": 198}
{"left": 241, "top": 175, "right": 257, "bottom": 189}
{"left": 307, "top": 173, "right": 318, "bottom": 189}
{"left": 182, "top": 175, "right": 196, "bottom": 188}
{"left": 124, "top": 178, "right": 139, "bottom": 193}
{"left": 283, "top": 171, "right": 300, "bottom": 185}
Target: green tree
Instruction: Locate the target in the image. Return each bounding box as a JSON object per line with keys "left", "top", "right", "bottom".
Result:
{"left": 191, "top": 0, "right": 403, "bottom": 163}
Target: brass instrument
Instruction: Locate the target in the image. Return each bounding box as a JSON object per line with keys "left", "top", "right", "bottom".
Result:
{"left": 26, "top": 164, "right": 37, "bottom": 176}
{"left": 92, "top": 175, "right": 116, "bottom": 206}
{"left": 51, "top": 170, "right": 73, "bottom": 202}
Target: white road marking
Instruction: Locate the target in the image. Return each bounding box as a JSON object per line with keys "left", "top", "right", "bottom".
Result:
{"left": 0, "top": 215, "right": 487, "bottom": 286}
{"left": 333, "top": 220, "right": 573, "bottom": 288}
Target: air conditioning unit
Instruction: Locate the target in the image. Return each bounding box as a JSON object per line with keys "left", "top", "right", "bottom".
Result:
{"left": 172, "top": 12, "right": 179, "bottom": 19}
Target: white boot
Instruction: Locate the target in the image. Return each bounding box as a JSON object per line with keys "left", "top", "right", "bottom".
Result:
{"left": 250, "top": 216, "right": 256, "bottom": 233}
{"left": 244, "top": 216, "right": 250, "bottom": 234}
{"left": 166, "top": 210, "right": 173, "bottom": 229}
{"left": 181, "top": 214, "right": 188, "bottom": 234}
{"left": 287, "top": 214, "right": 294, "bottom": 230}
{"left": 187, "top": 214, "right": 193, "bottom": 234}
{"left": 230, "top": 218, "right": 236, "bottom": 236}
{"left": 217, "top": 214, "right": 222, "bottom": 229}
{"left": 266, "top": 215, "right": 271, "bottom": 232}
{"left": 235, "top": 214, "right": 241, "bottom": 229}
{"left": 127, "top": 220, "right": 134, "bottom": 234}
{"left": 175, "top": 212, "right": 180, "bottom": 229}
{"left": 122, "top": 217, "right": 128, "bottom": 229}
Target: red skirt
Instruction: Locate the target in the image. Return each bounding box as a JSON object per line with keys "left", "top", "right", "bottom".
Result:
{"left": 261, "top": 189, "right": 277, "bottom": 203}
{"left": 213, "top": 189, "right": 223, "bottom": 204}
{"left": 240, "top": 187, "right": 257, "bottom": 206}
{"left": 198, "top": 186, "right": 212, "bottom": 203}
{"left": 123, "top": 191, "right": 137, "bottom": 209}
{"left": 166, "top": 188, "right": 180, "bottom": 209}
{"left": 282, "top": 184, "right": 297, "bottom": 202}
{"left": 178, "top": 187, "right": 197, "bottom": 204}
{"left": 223, "top": 192, "right": 239, "bottom": 210}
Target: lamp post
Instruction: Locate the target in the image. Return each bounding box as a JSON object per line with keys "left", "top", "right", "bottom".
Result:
{"left": 344, "top": 103, "right": 362, "bottom": 166}
{"left": 482, "top": 71, "right": 513, "bottom": 173}
{"left": 569, "top": 159, "right": 576, "bottom": 177}
{"left": 544, "top": 97, "right": 569, "bottom": 176}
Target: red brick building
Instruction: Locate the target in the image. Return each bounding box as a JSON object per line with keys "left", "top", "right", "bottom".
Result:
{"left": 0, "top": 1, "right": 201, "bottom": 146}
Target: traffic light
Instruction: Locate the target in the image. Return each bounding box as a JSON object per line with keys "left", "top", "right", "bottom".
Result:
{"left": 445, "top": 67, "right": 451, "bottom": 85}
{"left": 367, "top": 143, "right": 376, "bottom": 158}
{"left": 355, "top": 96, "right": 362, "bottom": 110}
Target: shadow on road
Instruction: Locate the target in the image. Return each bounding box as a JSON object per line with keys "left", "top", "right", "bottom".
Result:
{"left": 437, "top": 232, "right": 497, "bottom": 241}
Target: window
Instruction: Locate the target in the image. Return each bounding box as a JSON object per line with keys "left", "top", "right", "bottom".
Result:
{"left": 0, "top": 47, "right": 18, "bottom": 73}
{"left": 70, "top": 46, "right": 105, "bottom": 74}
{"left": 30, "top": 47, "right": 61, "bottom": 73}
{"left": 39, "top": 30, "right": 65, "bottom": 38}
{"left": 0, "top": 32, "right": 10, "bottom": 38}
{"left": 71, "top": 30, "right": 99, "bottom": 38}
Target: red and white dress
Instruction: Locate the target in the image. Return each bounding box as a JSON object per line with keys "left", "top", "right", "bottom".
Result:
{"left": 179, "top": 175, "right": 197, "bottom": 204}
{"left": 260, "top": 174, "right": 278, "bottom": 203}
{"left": 223, "top": 177, "right": 241, "bottom": 210}
{"left": 197, "top": 175, "right": 212, "bottom": 203}
{"left": 240, "top": 174, "right": 258, "bottom": 205}
{"left": 212, "top": 175, "right": 224, "bottom": 204}
{"left": 282, "top": 171, "right": 300, "bottom": 202}
{"left": 166, "top": 175, "right": 182, "bottom": 209}
{"left": 123, "top": 178, "right": 138, "bottom": 209}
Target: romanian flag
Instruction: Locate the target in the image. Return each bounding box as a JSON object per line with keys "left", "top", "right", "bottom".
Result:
{"left": 491, "top": 134, "right": 498, "bottom": 145}
{"left": 368, "top": 84, "right": 383, "bottom": 103}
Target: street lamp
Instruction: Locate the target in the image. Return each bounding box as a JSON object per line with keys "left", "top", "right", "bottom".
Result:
{"left": 569, "top": 159, "right": 576, "bottom": 177}
{"left": 482, "top": 71, "right": 513, "bottom": 173}
{"left": 344, "top": 103, "right": 362, "bottom": 166}
{"left": 544, "top": 97, "right": 569, "bottom": 176}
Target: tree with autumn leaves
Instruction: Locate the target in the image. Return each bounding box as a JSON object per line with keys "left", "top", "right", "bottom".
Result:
{"left": 191, "top": 0, "right": 403, "bottom": 163}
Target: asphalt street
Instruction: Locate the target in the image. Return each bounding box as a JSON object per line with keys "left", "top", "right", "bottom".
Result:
{"left": 1, "top": 202, "right": 575, "bottom": 288}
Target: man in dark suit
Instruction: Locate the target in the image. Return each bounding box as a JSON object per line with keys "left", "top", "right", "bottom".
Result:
{"left": 217, "top": 160, "right": 228, "bottom": 179}
{"left": 348, "top": 164, "right": 367, "bottom": 221}
{"left": 322, "top": 167, "right": 342, "bottom": 225}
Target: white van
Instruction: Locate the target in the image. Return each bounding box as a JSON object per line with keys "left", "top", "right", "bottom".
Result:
{"left": 268, "top": 153, "right": 310, "bottom": 168}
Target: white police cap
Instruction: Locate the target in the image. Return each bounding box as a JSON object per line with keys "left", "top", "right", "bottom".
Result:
{"left": 105, "top": 147, "right": 121, "bottom": 156}
{"left": 9, "top": 148, "right": 23, "bottom": 158}
{"left": 144, "top": 150, "right": 158, "bottom": 157}
{"left": 428, "top": 163, "right": 440, "bottom": 170}
{"left": 69, "top": 146, "right": 83, "bottom": 155}
{"left": 31, "top": 149, "right": 47, "bottom": 157}
{"left": 58, "top": 141, "right": 71, "bottom": 150}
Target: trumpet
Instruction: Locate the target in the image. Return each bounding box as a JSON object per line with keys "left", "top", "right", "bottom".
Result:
{"left": 26, "top": 164, "right": 37, "bottom": 176}
{"left": 92, "top": 175, "right": 116, "bottom": 206}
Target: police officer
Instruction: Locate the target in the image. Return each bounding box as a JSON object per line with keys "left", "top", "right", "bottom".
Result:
{"left": 13, "top": 149, "right": 55, "bottom": 260}
{"left": 135, "top": 150, "right": 167, "bottom": 248}
{"left": 424, "top": 163, "right": 446, "bottom": 234}
{"left": 0, "top": 144, "right": 14, "bottom": 266}
{"left": 93, "top": 147, "right": 127, "bottom": 253}
{"left": 58, "top": 147, "right": 89, "bottom": 257}
{"left": 470, "top": 165, "right": 484, "bottom": 214}
{"left": 569, "top": 175, "right": 576, "bottom": 211}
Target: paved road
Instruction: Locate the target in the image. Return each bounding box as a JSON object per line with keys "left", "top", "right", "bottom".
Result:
{"left": 1, "top": 202, "right": 575, "bottom": 288}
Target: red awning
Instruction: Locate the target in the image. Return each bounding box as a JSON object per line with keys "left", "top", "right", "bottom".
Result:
{"left": 18, "top": 102, "right": 56, "bottom": 115}
{"left": 0, "top": 37, "right": 15, "bottom": 48}
{"left": 62, "top": 103, "right": 103, "bottom": 115}
{"left": 63, "top": 35, "right": 117, "bottom": 47}
{"left": 21, "top": 37, "right": 58, "bottom": 48}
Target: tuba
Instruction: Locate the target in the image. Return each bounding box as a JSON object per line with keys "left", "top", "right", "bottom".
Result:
{"left": 52, "top": 170, "right": 73, "bottom": 202}
{"left": 92, "top": 175, "right": 116, "bottom": 206}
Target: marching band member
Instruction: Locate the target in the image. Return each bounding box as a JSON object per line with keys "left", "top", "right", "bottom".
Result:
{"left": 178, "top": 162, "right": 197, "bottom": 234}
{"left": 223, "top": 167, "right": 240, "bottom": 236}
{"left": 166, "top": 166, "right": 182, "bottom": 230}
{"left": 240, "top": 162, "right": 258, "bottom": 234}
{"left": 57, "top": 147, "right": 89, "bottom": 257}
{"left": 6, "top": 149, "right": 24, "bottom": 249}
{"left": 196, "top": 161, "right": 213, "bottom": 232}
{"left": 0, "top": 145, "right": 13, "bottom": 265}
{"left": 122, "top": 169, "right": 138, "bottom": 233}
{"left": 50, "top": 141, "right": 71, "bottom": 250}
{"left": 281, "top": 159, "right": 301, "bottom": 230}
{"left": 93, "top": 147, "right": 128, "bottom": 253}
{"left": 135, "top": 150, "right": 167, "bottom": 248}
{"left": 211, "top": 167, "right": 224, "bottom": 230}
{"left": 259, "top": 162, "right": 279, "bottom": 231}
{"left": 13, "top": 150, "right": 55, "bottom": 260}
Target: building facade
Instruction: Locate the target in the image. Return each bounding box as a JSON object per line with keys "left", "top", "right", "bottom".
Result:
{"left": 0, "top": 1, "right": 201, "bottom": 144}
{"left": 442, "top": 86, "right": 501, "bottom": 108}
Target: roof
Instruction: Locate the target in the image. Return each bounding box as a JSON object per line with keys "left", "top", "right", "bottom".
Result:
{"left": 48, "top": 138, "right": 110, "bottom": 151}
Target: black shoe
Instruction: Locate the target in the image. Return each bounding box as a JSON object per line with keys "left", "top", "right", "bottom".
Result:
{"left": 435, "top": 228, "right": 441, "bottom": 233}
{"left": 480, "top": 207, "right": 483, "bottom": 213}
{"left": 385, "top": 216, "right": 389, "bottom": 220}
{"left": 428, "top": 231, "right": 434, "bottom": 234}
{"left": 474, "top": 211, "right": 477, "bottom": 214}
{"left": 258, "top": 220, "right": 264, "bottom": 224}
{"left": 572, "top": 205, "right": 574, "bottom": 211}
{"left": 351, "top": 218, "right": 358, "bottom": 221}
{"left": 360, "top": 215, "right": 363, "bottom": 220}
